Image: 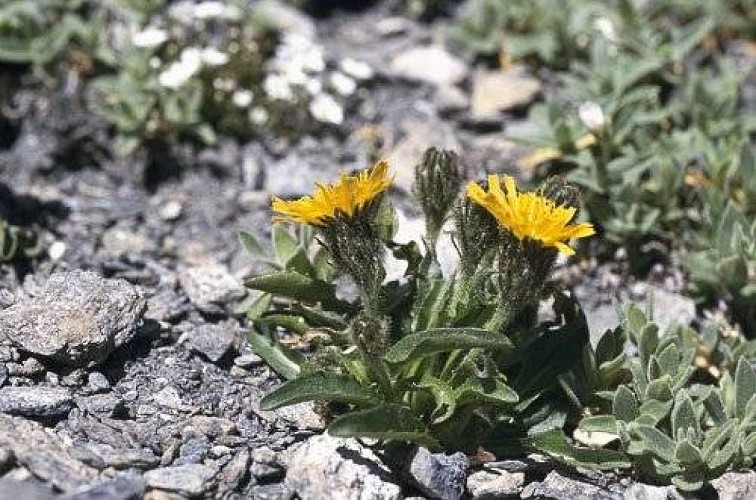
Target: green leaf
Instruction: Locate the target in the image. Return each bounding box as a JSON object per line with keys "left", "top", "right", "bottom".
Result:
{"left": 672, "top": 391, "right": 699, "bottom": 440}
{"left": 671, "top": 471, "right": 705, "bottom": 492}
{"left": 579, "top": 415, "right": 618, "bottom": 434}
{"left": 246, "top": 293, "right": 273, "bottom": 321}
{"left": 613, "top": 385, "right": 640, "bottom": 422}
{"left": 418, "top": 376, "right": 457, "bottom": 424}
{"left": 741, "top": 432, "right": 756, "bottom": 458}
{"left": 328, "top": 404, "right": 440, "bottom": 449}
{"left": 638, "top": 323, "right": 659, "bottom": 368}
{"left": 260, "top": 372, "right": 379, "bottom": 411}
{"left": 239, "top": 231, "right": 266, "bottom": 259}
{"left": 674, "top": 439, "right": 703, "bottom": 466}
{"left": 632, "top": 425, "right": 676, "bottom": 462}
{"left": 384, "top": 328, "right": 511, "bottom": 365}
{"left": 247, "top": 330, "right": 302, "bottom": 380}
{"left": 273, "top": 224, "right": 300, "bottom": 265}
{"left": 735, "top": 358, "right": 756, "bottom": 419}
{"left": 646, "top": 376, "right": 674, "bottom": 402}
{"left": 530, "top": 428, "right": 631, "bottom": 470}
{"left": 638, "top": 399, "right": 673, "bottom": 424}
{"left": 455, "top": 377, "right": 519, "bottom": 407}
{"left": 625, "top": 304, "right": 648, "bottom": 340}
{"left": 246, "top": 271, "right": 352, "bottom": 313}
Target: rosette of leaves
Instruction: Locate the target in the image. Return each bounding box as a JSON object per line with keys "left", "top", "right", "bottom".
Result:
{"left": 241, "top": 149, "right": 599, "bottom": 452}
{"left": 0, "top": 0, "right": 117, "bottom": 83}
{"left": 534, "top": 305, "right": 756, "bottom": 491}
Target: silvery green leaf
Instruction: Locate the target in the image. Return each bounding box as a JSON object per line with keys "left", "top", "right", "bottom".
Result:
{"left": 384, "top": 328, "right": 511, "bottom": 365}
{"left": 260, "top": 372, "right": 379, "bottom": 411}
{"left": 613, "top": 385, "right": 640, "bottom": 422}
{"left": 735, "top": 358, "right": 756, "bottom": 419}
{"left": 530, "top": 428, "right": 631, "bottom": 470}
{"left": 632, "top": 425, "right": 676, "bottom": 462}
{"left": 672, "top": 391, "right": 699, "bottom": 441}
{"left": 646, "top": 376, "right": 674, "bottom": 402}
{"left": 579, "top": 415, "right": 618, "bottom": 434}
{"left": 674, "top": 439, "right": 703, "bottom": 466}
{"left": 328, "top": 404, "right": 440, "bottom": 449}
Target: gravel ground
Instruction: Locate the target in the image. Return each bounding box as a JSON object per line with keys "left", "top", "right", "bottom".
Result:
{"left": 0, "top": 2, "right": 747, "bottom": 499}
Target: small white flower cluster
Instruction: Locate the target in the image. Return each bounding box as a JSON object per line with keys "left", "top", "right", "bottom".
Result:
{"left": 262, "top": 33, "right": 373, "bottom": 125}
{"left": 158, "top": 47, "right": 230, "bottom": 88}
{"left": 168, "top": 1, "right": 241, "bottom": 24}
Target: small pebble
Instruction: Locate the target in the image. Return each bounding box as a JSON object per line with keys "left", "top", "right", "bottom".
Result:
{"left": 88, "top": 371, "right": 111, "bottom": 392}
{"left": 160, "top": 201, "right": 183, "bottom": 221}
{"left": 48, "top": 241, "right": 66, "bottom": 261}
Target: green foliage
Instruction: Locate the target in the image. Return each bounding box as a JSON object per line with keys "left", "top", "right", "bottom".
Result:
{"left": 242, "top": 148, "right": 601, "bottom": 452}
{"left": 488, "top": 0, "right": 755, "bottom": 334}
{"left": 532, "top": 304, "right": 756, "bottom": 492}
{"left": 0, "top": 218, "right": 40, "bottom": 263}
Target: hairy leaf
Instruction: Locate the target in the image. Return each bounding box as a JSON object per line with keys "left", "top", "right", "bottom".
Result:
{"left": 260, "top": 372, "right": 379, "bottom": 411}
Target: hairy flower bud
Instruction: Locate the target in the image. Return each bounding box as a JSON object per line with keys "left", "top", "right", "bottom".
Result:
{"left": 414, "top": 148, "right": 463, "bottom": 244}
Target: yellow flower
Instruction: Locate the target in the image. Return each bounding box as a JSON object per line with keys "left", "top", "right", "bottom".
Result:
{"left": 466, "top": 174, "right": 595, "bottom": 256}
{"left": 271, "top": 161, "right": 392, "bottom": 225}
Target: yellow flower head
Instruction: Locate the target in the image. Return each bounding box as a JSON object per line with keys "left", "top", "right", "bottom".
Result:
{"left": 271, "top": 161, "right": 392, "bottom": 226}
{"left": 466, "top": 174, "right": 595, "bottom": 256}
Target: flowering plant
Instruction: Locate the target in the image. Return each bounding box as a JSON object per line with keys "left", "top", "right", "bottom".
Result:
{"left": 242, "top": 148, "right": 598, "bottom": 452}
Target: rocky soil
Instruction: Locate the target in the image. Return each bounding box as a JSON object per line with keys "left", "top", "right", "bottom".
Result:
{"left": 0, "top": 2, "right": 750, "bottom": 499}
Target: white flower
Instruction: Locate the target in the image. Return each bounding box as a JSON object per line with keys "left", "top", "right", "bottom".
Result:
{"left": 330, "top": 72, "right": 356, "bottom": 96}
{"left": 305, "top": 78, "right": 322, "bottom": 96}
{"left": 158, "top": 48, "right": 202, "bottom": 88}
{"left": 194, "top": 1, "right": 240, "bottom": 20}
{"left": 302, "top": 48, "right": 325, "bottom": 73}
{"left": 593, "top": 17, "right": 619, "bottom": 43}
{"left": 578, "top": 101, "right": 606, "bottom": 131}
{"left": 340, "top": 58, "right": 373, "bottom": 80}
{"left": 149, "top": 56, "right": 162, "bottom": 69}
{"left": 263, "top": 74, "right": 293, "bottom": 101}
{"left": 249, "top": 106, "right": 268, "bottom": 125}
{"left": 168, "top": 1, "right": 195, "bottom": 24}
{"left": 201, "top": 47, "right": 229, "bottom": 66}
{"left": 213, "top": 77, "right": 236, "bottom": 92}
{"left": 232, "top": 89, "right": 254, "bottom": 107}
{"left": 309, "top": 93, "right": 343, "bottom": 125}
{"left": 132, "top": 27, "right": 168, "bottom": 48}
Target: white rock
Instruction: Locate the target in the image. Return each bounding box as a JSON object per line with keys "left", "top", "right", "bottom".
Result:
{"left": 285, "top": 434, "right": 402, "bottom": 500}
{"left": 471, "top": 67, "right": 541, "bottom": 117}
{"left": 391, "top": 46, "right": 467, "bottom": 87}
{"left": 48, "top": 241, "right": 66, "bottom": 261}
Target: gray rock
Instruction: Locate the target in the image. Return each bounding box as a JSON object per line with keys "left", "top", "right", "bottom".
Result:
{"left": 285, "top": 434, "right": 402, "bottom": 500}
{"left": 646, "top": 285, "right": 696, "bottom": 332}
{"left": 180, "top": 321, "right": 239, "bottom": 363}
{"left": 712, "top": 471, "right": 756, "bottom": 500}
{"left": 63, "top": 472, "right": 146, "bottom": 500}
{"left": 0, "top": 477, "right": 57, "bottom": 500}
{"left": 406, "top": 447, "right": 469, "bottom": 500}
{"left": 185, "top": 416, "right": 236, "bottom": 438}
{"left": 143, "top": 464, "right": 217, "bottom": 497}
{"left": 391, "top": 46, "right": 467, "bottom": 87}
{"left": 233, "top": 353, "right": 262, "bottom": 368}
{"left": 470, "top": 67, "right": 541, "bottom": 117}
{"left": 0, "top": 414, "right": 98, "bottom": 492}
{"left": 250, "top": 446, "right": 285, "bottom": 482}
{"left": 76, "top": 393, "right": 125, "bottom": 417}
{"left": 435, "top": 85, "right": 469, "bottom": 114}
{"left": 622, "top": 482, "right": 682, "bottom": 500}
{"left": 0, "top": 386, "right": 73, "bottom": 419}
{"left": 82, "top": 442, "right": 159, "bottom": 469}
{"left": 218, "top": 449, "right": 250, "bottom": 492}
{"left": 174, "top": 436, "right": 210, "bottom": 465}
{"left": 178, "top": 262, "right": 245, "bottom": 314}
{"left": 467, "top": 468, "right": 524, "bottom": 499}
{"left": 521, "top": 471, "right": 608, "bottom": 499}
{"left": 0, "top": 270, "right": 146, "bottom": 367}
{"left": 245, "top": 482, "right": 294, "bottom": 500}
{"left": 87, "top": 372, "right": 110, "bottom": 392}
